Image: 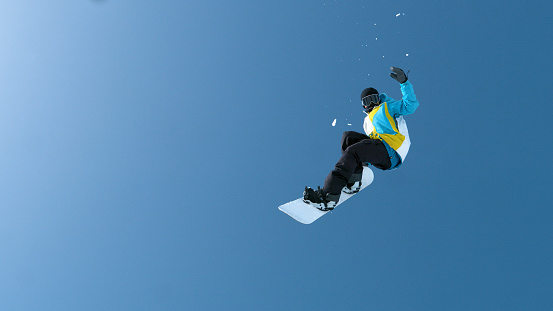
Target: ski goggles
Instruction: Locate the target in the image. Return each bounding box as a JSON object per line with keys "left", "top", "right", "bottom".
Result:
{"left": 361, "top": 94, "right": 380, "bottom": 106}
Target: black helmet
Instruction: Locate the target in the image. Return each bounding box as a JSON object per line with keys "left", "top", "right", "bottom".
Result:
{"left": 360, "top": 87, "right": 380, "bottom": 113}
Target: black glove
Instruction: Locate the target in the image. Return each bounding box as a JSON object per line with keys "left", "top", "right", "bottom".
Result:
{"left": 390, "top": 67, "right": 408, "bottom": 84}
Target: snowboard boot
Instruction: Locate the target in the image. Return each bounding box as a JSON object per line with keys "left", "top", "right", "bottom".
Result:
{"left": 343, "top": 172, "right": 362, "bottom": 194}
{"left": 303, "top": 186, "right": 340, "bottom": 211}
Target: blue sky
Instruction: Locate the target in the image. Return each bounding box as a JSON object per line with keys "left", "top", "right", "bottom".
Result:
{"left": 1, "top": 0, "right": 552, "bottom": 310}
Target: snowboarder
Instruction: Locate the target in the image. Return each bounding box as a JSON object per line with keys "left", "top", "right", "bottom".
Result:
{"left": 304, "top": 67, "right": 420, "bottom": 211}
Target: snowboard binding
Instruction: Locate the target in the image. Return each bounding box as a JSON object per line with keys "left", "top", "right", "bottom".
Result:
{"left": 303, "top": 186, "right": 340, "bottom": 211}
{"left": 343, "top": 172, "right": 363, "bottom": 194}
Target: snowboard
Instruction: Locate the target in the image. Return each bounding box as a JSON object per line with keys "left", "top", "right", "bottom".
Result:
{"left": 278, "top": 166, "right": 374, "bottom": 224}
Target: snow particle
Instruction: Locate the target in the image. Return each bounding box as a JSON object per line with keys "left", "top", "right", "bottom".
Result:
{"left": 406, "top": 53, "right": 409, "bottom": 56}
{"left": 332, "top": 119, "right": 336, "bottom": 126}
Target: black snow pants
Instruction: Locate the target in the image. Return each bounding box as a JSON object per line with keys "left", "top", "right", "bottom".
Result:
{"left": 323, "top": 131, "right": 392, "bottom": 195}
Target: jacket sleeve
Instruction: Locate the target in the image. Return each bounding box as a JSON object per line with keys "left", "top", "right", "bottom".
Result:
{"left": 389, "top": 81, "right": 419, "bottom": 117}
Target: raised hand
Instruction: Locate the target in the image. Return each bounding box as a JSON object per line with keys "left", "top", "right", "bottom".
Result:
{"left": 390, "top": 67, "right": 408, "bottom": 84}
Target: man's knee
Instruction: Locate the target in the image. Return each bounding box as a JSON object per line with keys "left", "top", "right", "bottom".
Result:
{"left": 343, "top": 131, "right": 358, "bottom": 137}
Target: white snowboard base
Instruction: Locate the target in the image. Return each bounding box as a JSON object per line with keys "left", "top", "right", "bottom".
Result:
{"left": 278, "top": 166, "right": 374, "bottom": 224}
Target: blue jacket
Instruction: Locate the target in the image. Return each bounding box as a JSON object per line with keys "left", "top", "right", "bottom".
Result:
{"left": 363, "top": 81, "right": 419, "bottom": 169}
